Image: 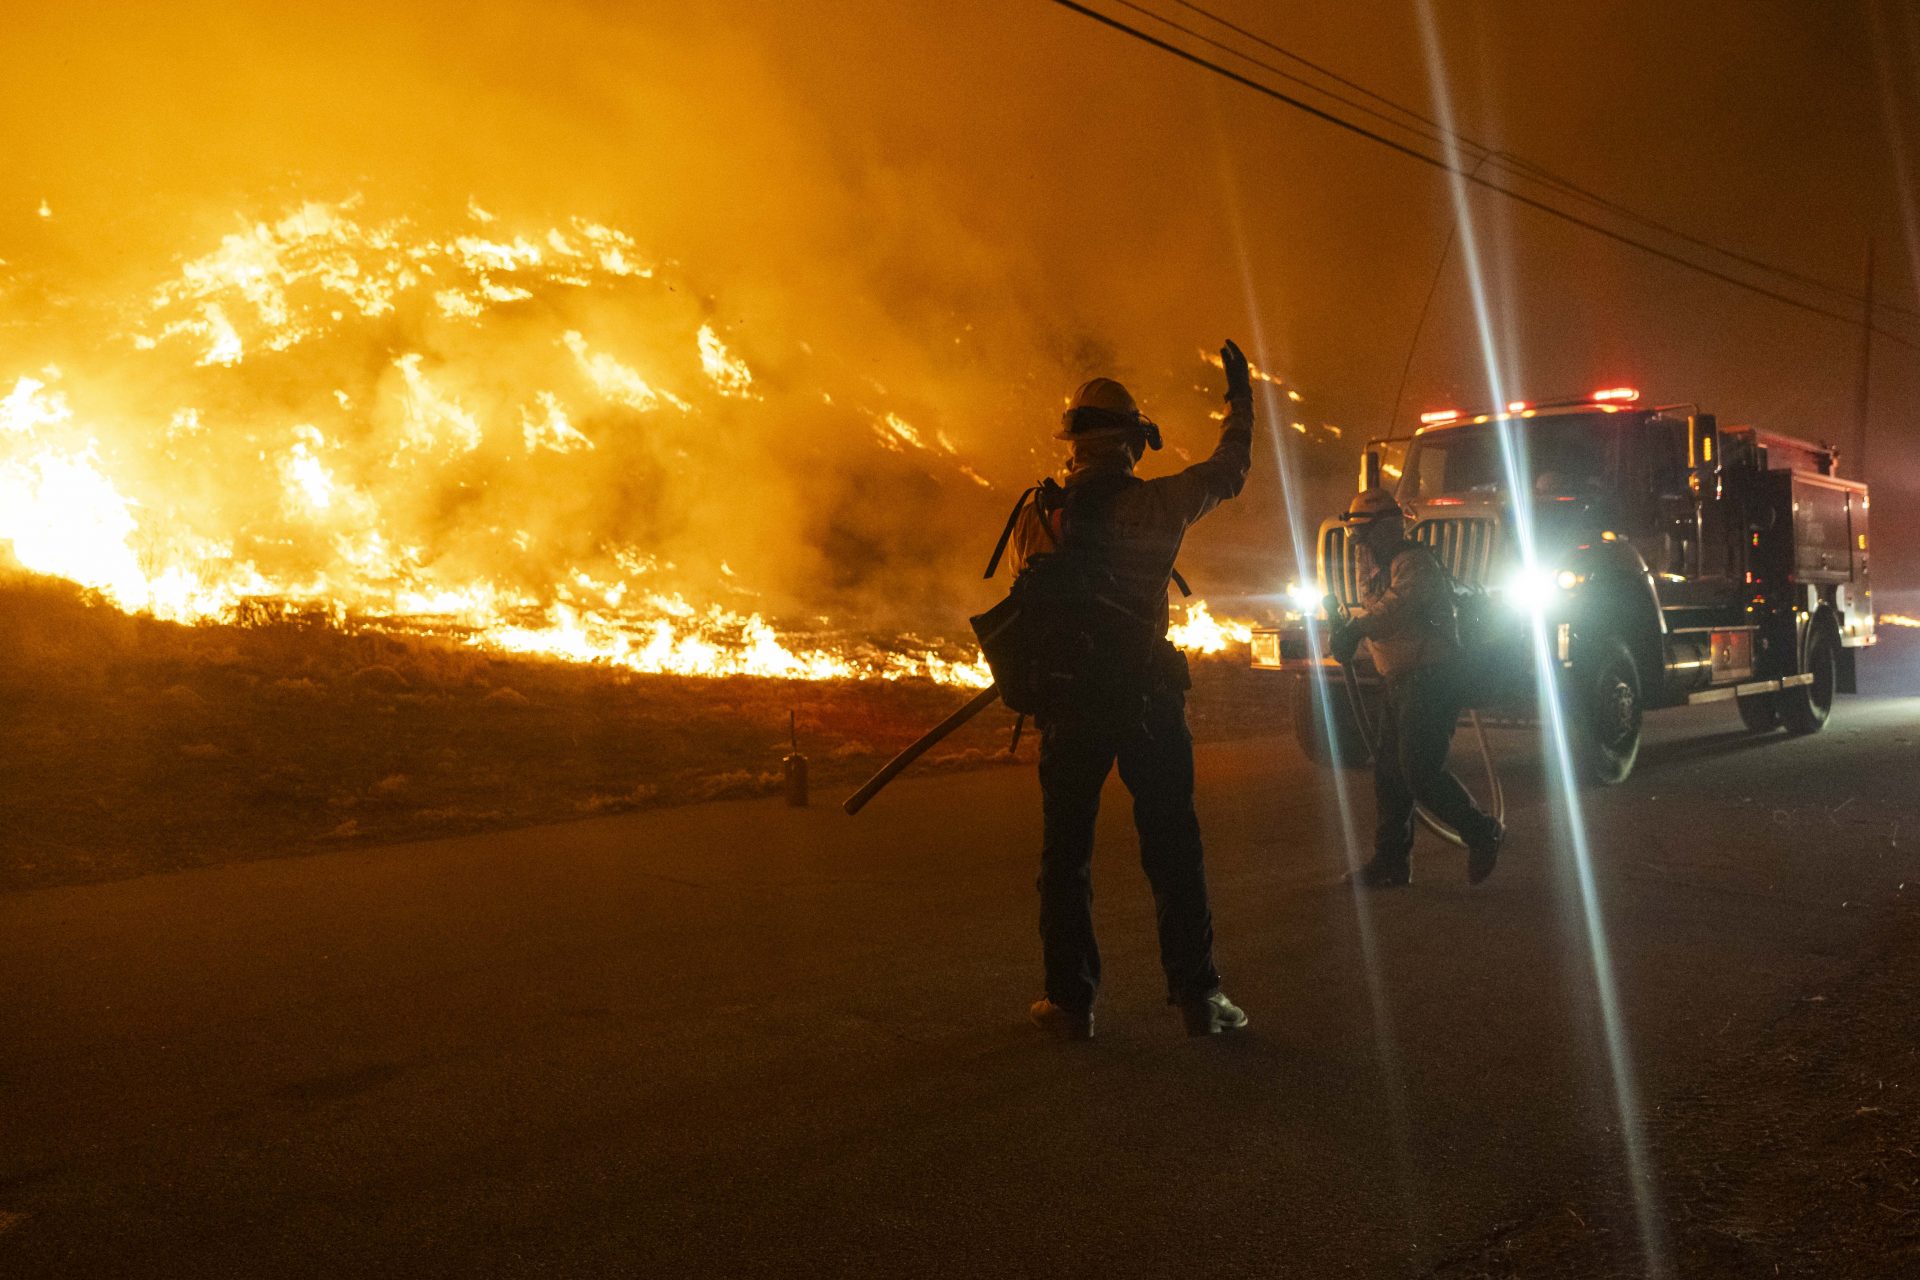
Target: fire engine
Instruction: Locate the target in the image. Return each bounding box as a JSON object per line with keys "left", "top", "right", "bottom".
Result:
{"left": 1252, "top": 389, "right": 1876, "bottom": 783}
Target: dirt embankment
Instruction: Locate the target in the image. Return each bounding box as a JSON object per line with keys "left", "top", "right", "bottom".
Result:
{"left": 0, "top": 578, "right": 1285, "bottom": 892}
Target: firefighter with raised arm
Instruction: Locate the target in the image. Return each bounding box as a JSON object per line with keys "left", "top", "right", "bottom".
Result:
{"left": 1329, "top": 489, "right": 1504, "bottom": 887}
{"left": 1003, "top": 341, "right": 1254, "bottom": 1040}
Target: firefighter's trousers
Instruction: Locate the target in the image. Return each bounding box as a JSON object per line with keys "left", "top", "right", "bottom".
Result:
{"left": 1035, "top": 689, "right": 1221, "bottom": 1013}
{"left": 1373, "top": 662, "right": 1500, "bottom": 867}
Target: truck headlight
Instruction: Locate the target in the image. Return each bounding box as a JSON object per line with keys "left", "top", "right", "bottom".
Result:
{"left": 1501, "top": 567, "right": 1574, "bottom": 613}
{"left": 1285, "top": 581, "right": 1320, "bottom": 613}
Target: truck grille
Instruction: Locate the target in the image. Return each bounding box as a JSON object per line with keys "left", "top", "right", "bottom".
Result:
{"left": 1412, "top": 517, "right": 1499, "bottom": 584}
{"left": 1319, "top": 515, "right": 1500, "bottom": 608}
{"left": 1320, "top": 524, "right": 1360, "bottom": 607}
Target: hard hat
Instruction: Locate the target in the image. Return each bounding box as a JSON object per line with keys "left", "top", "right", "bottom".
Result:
{"left": 1339, "top": 487, "right": 1408, "bottom": 524}
{"left": 1065, "top": 377, "right": 1139, "bottom": 420}
{"left": 1056, "top": 377, "right": 1162, "bottom": 450}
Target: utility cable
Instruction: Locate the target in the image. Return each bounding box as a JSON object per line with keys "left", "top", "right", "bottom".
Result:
{"left": 1165, "top": 0, "right": 1920, "bottom": 322}
{"left": 1108, "top": 0, "right": 1466, "bottom": 156}
{"left": 1491, "top": 150, "right": 1914, "bottom": 320}
{"left": 1387, "top": 222, "right": 1458, "bottom": 440}
{"left": 1047, "top": 0, "right": 1918, "bottom": 349}
{"left": 1171, "top": 0, "right": 1460, "bottom": 144}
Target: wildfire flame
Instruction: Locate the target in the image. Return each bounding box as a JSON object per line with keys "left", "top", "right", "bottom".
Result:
{"left": 1, "top": 196, "right": 1260, "bottom": 685}
{"left": 1880, "top": 612, "right": 1920, "bottom": 629}
{"left": 1166, "top": 600, "right": 1255, "bottom": 654}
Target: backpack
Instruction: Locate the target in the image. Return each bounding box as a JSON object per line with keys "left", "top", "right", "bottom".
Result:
{"left": 969, "top": 475, "right": 1168, "bottom": 719}
{"left": 1367, "top": 543, "right": 1462, "bottom": 647}
{"left": 1401, "top": 543, "right": 1522, "bottom": 708}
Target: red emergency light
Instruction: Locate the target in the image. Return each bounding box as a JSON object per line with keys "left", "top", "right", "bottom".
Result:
{"left": 1419, "top": 409, "right": 1461, "bottom": 425}
{"left": 1590, "top": 386, "right": 1640, "bottom": 403}
{"left": 1506, "top": 400, "right": 1529, "bottom": 413}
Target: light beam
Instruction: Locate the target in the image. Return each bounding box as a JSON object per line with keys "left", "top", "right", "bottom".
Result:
{"left": 1414, "top": 5, "right": 1668, "bottom": 1271}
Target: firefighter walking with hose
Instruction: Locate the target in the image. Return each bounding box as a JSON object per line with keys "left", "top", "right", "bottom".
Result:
{"left": 997, "top": 342, "right": 1255, "bottom": 1040}
{"left": 1328, "top": 489, "right": 1505, "bottom": 888}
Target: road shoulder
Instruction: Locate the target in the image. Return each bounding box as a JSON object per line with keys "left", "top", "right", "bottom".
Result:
{"left": 1432, "top": 892, "right": 1920, "bottom": 1278}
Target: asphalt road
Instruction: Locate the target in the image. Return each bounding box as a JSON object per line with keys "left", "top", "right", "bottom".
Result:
{"left": 5, "top": 673, "right": 1920, "bottom": 1277}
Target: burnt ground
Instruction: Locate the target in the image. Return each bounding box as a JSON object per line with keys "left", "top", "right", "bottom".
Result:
{"left": 0, "top": 575, "right": 1285, "bottom": 892}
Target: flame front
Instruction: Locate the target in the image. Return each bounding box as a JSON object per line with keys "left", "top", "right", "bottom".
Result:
{"left": 1166, "top": 600, "right": 1256, "bottom": 654}
{"left": 2, "top": 196, "right": 1261, "bottom": 686}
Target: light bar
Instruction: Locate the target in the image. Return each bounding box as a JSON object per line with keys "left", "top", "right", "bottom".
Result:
{"left": 1419, "top": 408, "right": 1461, "bottom": 425}
{"left": 1591, "top": 386, "right": 1640, "bottom": 403}
{"left": 1506, "top": 400, "right": 1529, "bottom": 413}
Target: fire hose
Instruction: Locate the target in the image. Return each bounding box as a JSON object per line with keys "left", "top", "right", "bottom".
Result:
{"left": 843, "top": 683, "right": 1001, "bottom": 816}
{"left": 1324, "top": 596, "right": 1504, "bottom": 847}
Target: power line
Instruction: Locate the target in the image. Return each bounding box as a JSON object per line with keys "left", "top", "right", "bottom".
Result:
{"left": 1170, "top": 0, "right": 1458, "bottom": 144}
{"left": 1164, "top": 0, "right": 1920, "bottom": 323}
{"left": 1048, "top": 0, "right": 1917, "bottom": 348}
{"left": 1105, "top": 0, "right": 1462, "bottom": 155}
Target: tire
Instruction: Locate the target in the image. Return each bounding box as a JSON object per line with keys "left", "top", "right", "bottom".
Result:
{"left": 1291, "top": 675, "right": 1371, "bottom": 769}
{"left": 1781, "top": 623, "right": 1837, "bottom": 736}
{"left": 1736, "top": 692, "right": 1781, "bottom": 733}
{"left": 1575, "top": 637, "right": 1643, "bottom": 786}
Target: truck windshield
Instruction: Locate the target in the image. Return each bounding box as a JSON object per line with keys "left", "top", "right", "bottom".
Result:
{"left": 1400, "top": 414, "right": 1618, "bottom": 502}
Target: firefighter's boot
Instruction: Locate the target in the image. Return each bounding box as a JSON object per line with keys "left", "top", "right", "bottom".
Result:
{"left": 1349, "top": 857, "right": 1412, "bottom": 890}
{"left": 1180, "top": 991, "right": 1249, "bottom": 1037}
{"left": 1030, "top": 999, "right": 1094, "bottom": 1041}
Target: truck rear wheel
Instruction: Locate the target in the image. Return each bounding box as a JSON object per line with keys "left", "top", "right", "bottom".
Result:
{"left": 1291, "top": 675, "right": 1371, "bottom": 769}
{"left": 1736, "top": 692, "right": 1781, "bottom": 733}
{"left": 1575, "top": 638, "right": 1642, "bottom": 786}
{"left": 1781, "top": 624, "right": 1837, "bottom": 736}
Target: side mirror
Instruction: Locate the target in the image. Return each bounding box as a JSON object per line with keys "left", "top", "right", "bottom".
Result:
{"left": 1360, "top": 448, "right": 1382, "bottom": 492}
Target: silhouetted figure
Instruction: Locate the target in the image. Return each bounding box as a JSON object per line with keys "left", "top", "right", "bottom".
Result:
{"left": 1005, "top": 342, "right": 1254, "bottom": 1039}
{"left": 1330, "top": 489, "right": 1504, "bottom": 886}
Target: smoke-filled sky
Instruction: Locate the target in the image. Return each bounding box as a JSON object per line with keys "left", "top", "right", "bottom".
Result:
{"left": 3, "top": 0, "right": 1917, "bottom": 621}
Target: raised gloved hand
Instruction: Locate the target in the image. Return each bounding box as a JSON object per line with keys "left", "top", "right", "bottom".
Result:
{"left": 1220, "top": 339, "right": 1251, "bottom": 402}
{"left": 1328, "top": 618, "right": 1362, "bottom": 665}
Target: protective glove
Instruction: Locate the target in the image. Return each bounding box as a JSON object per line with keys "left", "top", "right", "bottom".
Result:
{"left": 1328, "top": 618, "right": 1363, "bottom": 665}
{"left": 1220, "top": 339, "right": 1252, "bottom": 402}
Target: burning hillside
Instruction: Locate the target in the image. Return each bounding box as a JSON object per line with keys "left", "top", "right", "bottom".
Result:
{"left": 1, "top": 196, "right": 1317, "bottom": 681}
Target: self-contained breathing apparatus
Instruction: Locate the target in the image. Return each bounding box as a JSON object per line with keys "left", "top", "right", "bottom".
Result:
{"left": 843, "top": 473, "right": 1186, "bottom": 818}
{"left": 970, "top": 473, "right": 1188, "bottom": 722}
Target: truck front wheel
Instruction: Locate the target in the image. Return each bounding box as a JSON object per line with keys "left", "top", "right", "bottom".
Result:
{"left": 1291, "top": 675, "right": 1372, "bottom": 769}
{"left": 1575, "top": 638, "right": 1643, "bottom": 786}
{"left": 1781, "top": 624, "right": 1837, "bottom": 736}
